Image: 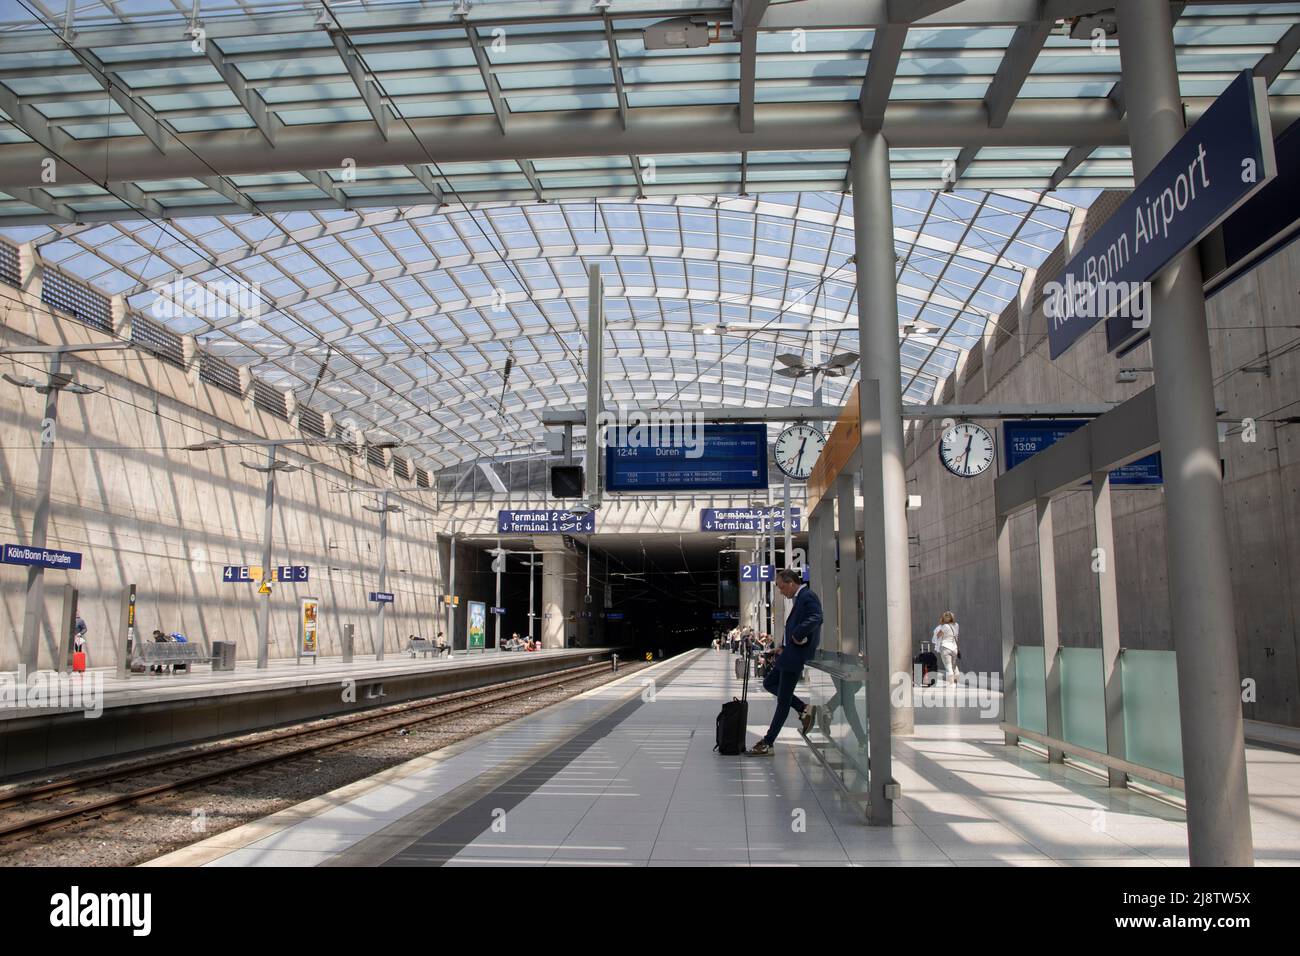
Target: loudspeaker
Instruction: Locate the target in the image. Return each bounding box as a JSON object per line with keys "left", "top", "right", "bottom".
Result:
{"left": 550, "top": 465, "right": 583, "bottom": 498}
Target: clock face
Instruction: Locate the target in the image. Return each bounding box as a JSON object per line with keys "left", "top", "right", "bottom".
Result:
{"left": 939, "top": 422, "right": 995, "bottom": 478}
{"left": 773, "top": 425, "right": 826, "bottom": 480}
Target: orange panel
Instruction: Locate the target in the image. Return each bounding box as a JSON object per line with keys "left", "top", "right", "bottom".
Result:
{"left": 807, "top": 382, "right": 862, "bottom": 511}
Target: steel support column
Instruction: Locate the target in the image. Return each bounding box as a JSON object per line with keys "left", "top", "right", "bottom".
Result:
{"left": 856, "top": 386, "right": 893, "bottom": 825}
{"left": 1117, "top": 0, "right": 1252, "bottom": 866}
{"left": 810, "top": 501, "right": 839, "bottom": 654}
{"left": 851, "top": 131, "right": 914, "bottom": 735}
{"left": 996, "top": 511, "right": 1018, "bottom": 746}
{"left": 835, "top": 473, "right": 858, "bottom": 658}
{"left": 1092, "top": 471, "right": 1127, "bottom": 788}
{"left": 19, "top": 354, "right": 61, "bottom": 675}
{"left": 1036, "top": 497, "right": 1064, "bottom": 763}
{"left": 373, "top": 490, "right": 391, "bottom": 661}
{"left": 256, "top": 444, "right": 276, "bottom": 669}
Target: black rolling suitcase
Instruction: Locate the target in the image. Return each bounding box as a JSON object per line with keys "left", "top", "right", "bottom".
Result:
{"left": 715, "top": 639, "right": 751, "bottom": 755}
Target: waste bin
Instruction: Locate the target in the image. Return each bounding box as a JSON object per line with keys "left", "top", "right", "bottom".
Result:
{"left": 341, "top": 624, "right": 354, "bottom": 663}
{"left": 211, "top": 641, "right": 237, "bottom": 671}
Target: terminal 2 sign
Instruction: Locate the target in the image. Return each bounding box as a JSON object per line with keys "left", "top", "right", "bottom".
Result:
{"left": 700, "top": 507, "right": 801, "bottom": 533}
{"left": 1047, "top": 70, "right": 1276, "bottom": 360}
{"left": 497, "top": 510, "right": 596, "bottom": 534}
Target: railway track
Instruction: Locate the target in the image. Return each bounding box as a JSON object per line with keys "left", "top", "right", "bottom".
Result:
{"left": 0, "top": 660, "right": 624, "bottom": 842}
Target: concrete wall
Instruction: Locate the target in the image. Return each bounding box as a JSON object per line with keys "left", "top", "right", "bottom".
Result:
{"left": 1, "top": 282, "right": 451, "bottom": 670}
{"left": 903, "top": 193, "right": 1300, "bottom": 727}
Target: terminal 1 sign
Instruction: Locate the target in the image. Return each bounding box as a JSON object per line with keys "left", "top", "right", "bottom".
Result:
{"left": 1047, "top": 70, "right": 1276, "bottom": 360}
{"left": 497, "top": 510, "right": 596, "bottom": 534}
{"left": 700, "top": 507, "right": 801, "bottom": 533}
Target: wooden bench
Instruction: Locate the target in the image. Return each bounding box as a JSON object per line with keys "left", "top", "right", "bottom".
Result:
{"left": 134, "top": 642, "right": 211, "bottom": 672}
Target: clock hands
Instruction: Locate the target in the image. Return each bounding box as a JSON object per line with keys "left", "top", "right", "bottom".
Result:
{"left": 960, "top": 434, "right": 973, "bottom": 474}
{"left": 794, "top": 436, "right": 808, "bottom": 474}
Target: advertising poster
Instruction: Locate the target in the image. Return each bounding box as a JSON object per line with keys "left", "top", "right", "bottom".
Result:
{"left": 468, "top": 600, "right": 486, "bottom": 651}
{"left": 300, "top": 596, "right": 319, "bottom": 656}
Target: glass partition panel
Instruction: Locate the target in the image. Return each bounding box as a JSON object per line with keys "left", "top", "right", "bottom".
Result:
{"left": 804, "top": 656, "right": 869, "bottom": 790}
{"left": 1060, "top": 647, "right": 1107, "bottom": 754}
{"left": 1120, "top": 649, "right": 1183, "bottom": 778}
{"left": 1014, "top": 645, "right": 1047, "bottom": 734}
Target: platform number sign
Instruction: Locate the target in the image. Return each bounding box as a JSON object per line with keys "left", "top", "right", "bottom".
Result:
{"left": 741, "top": 564, "right": 775, "bottom": 582}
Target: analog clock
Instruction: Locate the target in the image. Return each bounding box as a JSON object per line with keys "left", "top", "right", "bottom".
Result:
{"left": 773, "top": 424, "right": 826, "bottom": 481}
{"left": 939, "top": 422, "right": 995, "bottom": 478}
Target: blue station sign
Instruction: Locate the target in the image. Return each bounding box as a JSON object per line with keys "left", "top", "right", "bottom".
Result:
{"left": 741, "top": 563, "right": 775, "bottom": 582}
{"left": 1004, "top": 420, "right": 1163, "bottom": 486}
{"left": 1048, "top": 71, "right": 1276, "bottom": 359}
{"left": 497, "top": 510, "right": 596, "bottom": 534}
{"left": 605, "top": 423, "right": 768, "bottom": 492}
{"left": 2, "top": 544, "right": 82, "bottom": 570}
{"left": 700, "top": 506, "right": 801, "bottom": 533}
{"left": 369, "top": 591, "right": 395, "bottom": 604}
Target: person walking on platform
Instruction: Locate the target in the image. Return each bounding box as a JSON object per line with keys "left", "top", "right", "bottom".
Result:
{"left": 746, "top": 569, "right": 822, "bottom": 756}
{"left": 934, "top": 611, "right": 960, "bottom": 685}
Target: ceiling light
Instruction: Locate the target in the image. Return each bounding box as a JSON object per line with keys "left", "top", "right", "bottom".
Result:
{"left": 643, "top": 17, "right": 711, "bottom": 50}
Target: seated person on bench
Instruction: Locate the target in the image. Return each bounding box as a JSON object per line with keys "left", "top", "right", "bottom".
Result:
{"left": 149, "top": 629, "right": 171, "bottom": 673}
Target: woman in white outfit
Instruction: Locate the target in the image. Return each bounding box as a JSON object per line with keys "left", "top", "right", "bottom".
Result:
{"left": 933, "top": 611, "right": 959, "bottom": 685}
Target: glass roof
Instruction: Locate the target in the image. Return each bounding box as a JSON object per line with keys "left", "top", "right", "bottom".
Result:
{"left": 0, "top": 0, "right": 1295, "bottom": 222}
{"left": 0, "top": 0, "right": 1296, "bottom": 474}
{"left": 1, "top": 189, "right": 1088, "bottom": 469}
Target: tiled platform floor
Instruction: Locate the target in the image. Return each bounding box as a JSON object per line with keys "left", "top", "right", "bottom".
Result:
{"left": 150, "top": 649, "right": 1300, "bottom": 867}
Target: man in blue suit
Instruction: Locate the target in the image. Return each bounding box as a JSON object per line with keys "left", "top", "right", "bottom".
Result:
{"left": 747, "top": 568, "right": 822, "bottom": 756}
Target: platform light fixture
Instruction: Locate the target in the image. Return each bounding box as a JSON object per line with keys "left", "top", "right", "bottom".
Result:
{"left": 643, "top": 17, "right": 711, "bottom": 50}
{"left": 1116, "top": 366, "right": 1153, "bottom": 384}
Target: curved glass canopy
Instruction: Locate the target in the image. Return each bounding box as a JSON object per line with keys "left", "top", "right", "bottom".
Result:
{"left": 1, "top": 0, "right": 1295, "bottom": 474}
{"left": 1, "top": 188, "right": 1088, "bottom": 468}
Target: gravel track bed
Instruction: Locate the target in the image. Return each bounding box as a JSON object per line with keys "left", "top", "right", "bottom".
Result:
{"left": 0, "top": 661, "right": 650, "bottom": 867}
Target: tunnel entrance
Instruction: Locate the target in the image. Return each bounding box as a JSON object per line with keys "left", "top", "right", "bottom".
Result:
{"left": 464, "top": 530, "right": 806, "bottom": 658}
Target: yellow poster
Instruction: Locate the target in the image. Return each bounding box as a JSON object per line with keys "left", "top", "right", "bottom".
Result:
{"left": 300, "top": 596, "right": 319, "bottom": 656}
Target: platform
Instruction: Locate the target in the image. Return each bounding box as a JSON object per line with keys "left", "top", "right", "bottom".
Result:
{"left": 147, "top": 649, "right": 1300, "bottom": 867}
{"left": 0, "top": 648, "right": 614, "bottom": 780}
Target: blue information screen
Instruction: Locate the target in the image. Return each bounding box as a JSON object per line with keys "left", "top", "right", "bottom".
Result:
{"left": 1004, "top": 420, "right": 1163, "bottom": 485}
{"left": 605, "top": 423, "right": 768, "bottom": 492}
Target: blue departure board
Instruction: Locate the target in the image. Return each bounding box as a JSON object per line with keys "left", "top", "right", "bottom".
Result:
{"left": 605, "top": 423, "right": 768, "bottom": 492}
{"left": 1004, "top": 420, "right": 1163, "bottom": 485}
